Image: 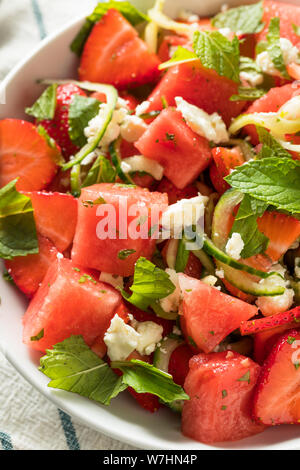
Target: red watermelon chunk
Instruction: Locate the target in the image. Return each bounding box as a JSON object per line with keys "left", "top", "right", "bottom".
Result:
{"left": 182, "top": 351, "right": 265, "bottom": 443}
{"left": 179, "top": 274, "right": 258, "bottom": 353}
{"left": 245, "top": 82, "right": 300, "bottom": 144}
{"left": 79, "top": 9, "right": 160, "bottom": 89}
{"left": 26, "top": 191, "right": 78, "bottom": 253}
{"left": 5, "top": 235, "right": 58, "bottom": 298}
{"left": 71, "top": 183, "right": 168, "bottom": 276}
{"left": 146, "top": 62, "right": 247, "bottom": 126}
{"left": 257, "top": 1, "right": 300, "bottom": 48}
{"left": 135, "top": 108, "right": 212, "bottom": 189}
{"left": 23, "top": 257, "right": 122, "bottom": 352}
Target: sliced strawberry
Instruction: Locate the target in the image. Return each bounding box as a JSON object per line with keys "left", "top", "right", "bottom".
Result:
{"left": 257, "top": 211, "right": 300, "bottom": 262}
{"left": 156, "top": 177, "right": 198, "bottom": 205}
{"left": 39, "top": 83, "right": 86, "bottom": 159}
{"left": 79, "top": 9, "right": 161, "bottom": 89}
{"left": 182, "top": 351, "right": 265, "bottom": 443}
{"left": 26, "top": 191, "right": 78, "bottom": 253}
{"left": 253, "top": 329, "right": 300, "bottom": 425}
{"left": 168, "top": 344, "right": 194, "bottom": 387}
{"left": 254, "top": 325, "right": 294, "bottom": 365}
{"left": 0, "top": 119, "right": 60, "bottom": 191}
{"left": 5, "top": 235, "right": 58, "bottom": 297}
{"left": 126, "top": 387, "right": 161, "bottom": 413}
{"left": 240, "top": 306, "right": 300, "bottom": 336}
{"left": 210, "top": 146, "right": 245, "bottom": 195}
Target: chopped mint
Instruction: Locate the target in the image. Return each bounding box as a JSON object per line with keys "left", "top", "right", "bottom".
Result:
{"left": 68, "top": 95, "right": 101, "bottom": 147}
{"left": 212, "top": 1, "right": 264, "bottom": 34}
{"left": 26, "top": 84, "right": 57, "bottom": 121}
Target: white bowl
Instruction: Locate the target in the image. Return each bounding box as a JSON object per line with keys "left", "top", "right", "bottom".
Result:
{"left": 0, "top": 0, "right": 300, "bottom": 450}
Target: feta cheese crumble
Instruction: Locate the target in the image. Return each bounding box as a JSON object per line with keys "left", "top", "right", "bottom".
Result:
{"left": 160, "top": 269, "right": 181, "bottom": 313}
{"left": 121, "top": 155, "right": 164, "bottom": 180}
{"left": 120, "top": 115, "right": 148, "bottom": 143}
{"left": 161, "top": 194, "right": 208, "bottom": 238}
{"left": 99, "top": 272, "right": 124, "bottom": 290}
{"left": 175, "top": 97, "right": 229, "bottom": 144}
{"left": 240, "top": 70, "right": 264, "bottom": 87}
{"left": 256, "top": 38, "right": 299, "bottom": 77}
{"left": 104, "top": 314, "right": 163, "bottom": 361}
{"left": 135, "top": 100, "right": 150, "bottom": 116}
{"left": 225, "top": 233, "right": 244, "bottom": 260}
{"left": 256, "top": 264, "right": 295, "bottom": 316}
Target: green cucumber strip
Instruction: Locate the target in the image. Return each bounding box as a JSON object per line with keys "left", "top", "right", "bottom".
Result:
{"left": 153, "top": 337, "right": 183, "bottom": 373}
{"left": 40, "top": 80, "right": 118, "bottom": 172}
{"left": 175, "top": 237, "right": 189, "bottom": 273}
{"left": 191, "top": 249, "right": 216, "bottom": 275}
{"left": 70, "top": 164, "right": 82, "bottom": 197}
{"left": 202, "top": 236, "right": 281, "bottom": 280}
{"left": 109, "top": 140, "right": 135, "bottom": 185}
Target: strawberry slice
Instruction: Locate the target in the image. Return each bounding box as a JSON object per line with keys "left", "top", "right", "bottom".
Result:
{"left": 5, "top": 235, "right": 58, "bottom": 297}
{"left": 39, "top": 83, "right": 86, "bottom": 159}
{"left": 253, "top": 329, "right": 300, "bottom": 425}
{"left": 182, "top": 351, "right": 265, "bottom": 443}
{"left": 0, "top": 119, "right": 60, "bottom": 191}
{"left": 210, "top": 146, "right": 245, "bottom": 195}
{"left": 240, "top": 306, "right": 300, "bottom": 336}
{"left": 254, "top": 325, "right": 294, "bottom": 365}
{"left": 26, "top": 191, "right": 78, "bottom": 253}
{"left": 79, "top": 9, "right": 161, "bottom": 89}
{"left": 257, "top": 211, "right": 300, "bottom": 262}
{"left": 168, "top": 344, "right": 194, "bottom": 387}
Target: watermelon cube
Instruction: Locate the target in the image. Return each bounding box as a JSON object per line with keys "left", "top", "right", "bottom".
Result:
{"left": 71, "top": 183, "right": 168, "bottom": 276}
{"left": 23, "top": 257, "right": 122, "bottom": 352}
{"left": 135, "top": 108, "right": 212, "bottom": 189}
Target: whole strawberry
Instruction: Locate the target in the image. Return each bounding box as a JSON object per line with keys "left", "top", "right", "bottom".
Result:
{"left": 39, "top": 83, "right": 86, "bottom": 159}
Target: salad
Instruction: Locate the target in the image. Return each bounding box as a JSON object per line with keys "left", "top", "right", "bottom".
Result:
{"left": 1, "top": 0, "right": 300, "bottom": 445}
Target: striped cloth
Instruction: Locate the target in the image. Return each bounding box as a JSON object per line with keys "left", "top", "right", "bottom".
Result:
{"left": 0, "top": 0, "right": 136, "bottom": 451}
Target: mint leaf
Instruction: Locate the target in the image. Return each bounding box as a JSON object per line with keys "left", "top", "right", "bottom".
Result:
{"left": 225, "top": 158, "right": 300, "bottom": 214}
{"left": 266, "top": 17, "right": 289, "bottom": 79}
{"left": 193, "top": 30, "right": 240, "bottom": 83}
{"left": 230, "top": 86, "right": 266, "bottom": 101}
{"left": 82, "top": 155, "right": 116, "bottom": 186}
{"left": 292, "top": 24, "right": 300, "bottom": 37}
{"left": 0, "top": 180, "right": 38, "bottom": 259}
{"left": 118, "top": 249, "right": 136, "bottom": 260}
{"left": 122, "top": 257, "right": 175, "bottom": 311}
{"left": 256, "top": 127, "right": 292, "bottom": 159}
{"left": 26, "top": 84, "right": 57, "bottom": 121}
{"left": 230, "top": 194, "right": 269, "bottom": 258}
{"left": 111, "top": 359, "right": 189, "bottom": 403}
{"left": 40, "top": 336, "right": 127, "bottom": 405}
{"left": 68, "top": 95, "right": 101, "bottom": 148}
{"left": 71, "top": 1, "right": 149, "bottom": 56}
{"left": 212, "top": 1, "right": 264, "bottom": 34}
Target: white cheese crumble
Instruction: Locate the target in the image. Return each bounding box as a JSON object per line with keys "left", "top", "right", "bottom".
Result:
{"left": 215, "top": 268, "right": 225, "bottom": 279}
{"left": 84, "top": 105, "right": 128, "bottom": 151}
{"left": 121, "top": 155, "right": 164, "bottom": 180}
{"left": 104, "top": 315, "right": 140, "bottom": 361}
{"left": 161, "top": 194, "right": 208, "bottom": 238}
{"left": 202, "top": 275, "right": 218, "bottom": 287}
{"left": 256, "top": 38, "right": 299, "bottom": 77}
{"left": 104, "top": 314, "right": 163, "bottom": 360}
{"left": 175, "top": 97, "right": 229, "bottom": 144}
{"left": 240, "top": 70, "right": 264, "bottom": 87}
{"left": 159, "top": 269, "right": 181, "bottom": 313}
{"left": 120, "top": 115, "right": 148, "bottom": 143}
{"left": 135, "top": 100, "right": 150, "bottom": 116}
{"left": 256, "top": 264, "right": 295, "bottom": 316}
{"left": 99, "top": 272, "right": 124, "bottom": 290}
{"left": 225, "top": 233, "right": 244, "bottom": 260}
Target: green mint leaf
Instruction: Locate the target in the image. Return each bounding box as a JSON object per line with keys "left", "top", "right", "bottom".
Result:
{"left": 175, "top": 238, "right": 189, "bottom": 273}
{"left": 111, "top": 359, "right": 189, "bottom": 403}
{"left": 266, "top": 17, "right": 290, "bottom": 79}
{"left": 237, "top": 370, "right": 251, "bottom": 384}
{"left": 292, "top": 24, "right": 300, "bottom": 37}
{"left": 82, "top": 155, "right": 116, "bottom": 186}
{"left": 122, "top": 257, "right": 175, "bottom": 311}
{"left": 230, "top": 194, "right": 269, "bottom": 259}
{"left": 256, "top": 127, "right": 292, "bottom": 159}
{"left": 230, "top": 86, "right": 266, "bottom": 101}
{"left": 25, "top": 84, "right": 57, "bottom": 121}
{"left": 68, "top": 95, "right": 101, "bottom": 148}
{"left": 159, "top": 46, "right": 198, "bottom": 69}
{"left": 40, "top": 336, "right": 127, "bottom": 405}
{"left": 0, "top": 180, "right": 38, "bottom": 259}
{"left": 193, "top": 30, "right": 240, "bottom": 83}
{"left": 118, "top": 249, "right": 136, "bottom": 260}
{"left": 71, "top": 1, "right": 149, "bottom": 56}
{"left": 225, "top": 157, "right": 300, "bottom": 215}
{"left": 212, "top": 1, "right": 264, "bottom": 34}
